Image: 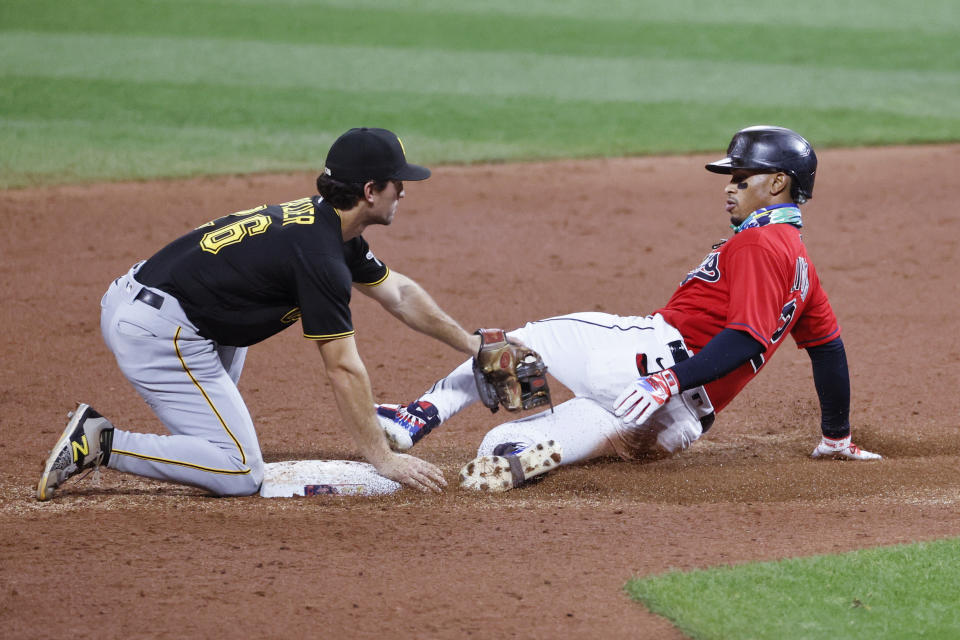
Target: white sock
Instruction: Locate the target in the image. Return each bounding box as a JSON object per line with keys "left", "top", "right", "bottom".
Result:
{"left": 418, "top": 358, "right": 480, "bottom": 422}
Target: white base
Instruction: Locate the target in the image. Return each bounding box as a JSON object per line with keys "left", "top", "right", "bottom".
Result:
{"left": 260, "top": 460, "right": 402, "bottom": 497}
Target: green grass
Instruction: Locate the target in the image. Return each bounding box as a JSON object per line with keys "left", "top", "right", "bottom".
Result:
{"left": 625, "top": 537, "right": 960, "bottom": 640}
{"left": 1, "top": 0, "right": 958, "bottom": 187}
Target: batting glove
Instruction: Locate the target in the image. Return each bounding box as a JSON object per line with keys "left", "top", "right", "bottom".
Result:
{"left": 613, "top": 369, "right": 680, "bottom": 426}
{"left": 811, "top": 435, "right": 882, "bottom": 461}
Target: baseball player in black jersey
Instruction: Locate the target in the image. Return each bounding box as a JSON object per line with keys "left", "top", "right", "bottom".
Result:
{"left": 38, "top": 127, "right": 482, "bottom": 500}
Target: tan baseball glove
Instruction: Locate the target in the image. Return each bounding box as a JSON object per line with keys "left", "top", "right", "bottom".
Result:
{"left": 472, "top": 328, "right": 552, "bottom": 413}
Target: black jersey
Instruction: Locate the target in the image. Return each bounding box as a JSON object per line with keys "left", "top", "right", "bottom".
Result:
{"left": 136, "top": 196, "right": 388, "bottom": 347}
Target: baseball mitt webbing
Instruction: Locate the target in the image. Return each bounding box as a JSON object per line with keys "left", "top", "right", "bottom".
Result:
{"left": 472, "top": 328, "right": 552, "bottom": 413}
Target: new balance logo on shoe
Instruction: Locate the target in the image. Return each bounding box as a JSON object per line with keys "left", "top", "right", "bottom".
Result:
{"left": 37, "top": 403, "right": 115, "bottom": 501}
{"left": 72, "top": 435, "right": 90, "bottom": 462}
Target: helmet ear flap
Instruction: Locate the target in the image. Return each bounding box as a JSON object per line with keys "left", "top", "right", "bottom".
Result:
{"left": 784, "top": 174, "right": 806, "bottom": 204}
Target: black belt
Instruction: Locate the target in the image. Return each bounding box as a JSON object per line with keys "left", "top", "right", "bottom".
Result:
{"left": 134, "top": 288, "right": 164, "bottom": 310}
{"left": 636, "top": 339, "right": 689, "bottom": 373}
{"left": 668, "top": 339, "right": 689, "bottom": 364}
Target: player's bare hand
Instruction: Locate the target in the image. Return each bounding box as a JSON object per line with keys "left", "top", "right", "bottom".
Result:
{"left": 375, "top": 452, "right": 447, "bottom": 493}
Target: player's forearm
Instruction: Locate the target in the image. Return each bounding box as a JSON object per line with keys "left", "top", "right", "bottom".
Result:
{"left": 806, "top": 338, "right": 851, "bottom": 439}
{"left": 671, "top": 329, "right": 764, "bottom": 390}
{"left": 317, "top": 339, "right": 394, "bottom": 463}
{"left": 324, "top": 361, "right": 394, "bottom": 464}
{"left": 387, "top": 279, "right": 479, "bottom": 354}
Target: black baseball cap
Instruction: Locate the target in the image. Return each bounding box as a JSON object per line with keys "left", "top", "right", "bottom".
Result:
{"left": 322, "top": 127, "right": 431, "bottom": 182}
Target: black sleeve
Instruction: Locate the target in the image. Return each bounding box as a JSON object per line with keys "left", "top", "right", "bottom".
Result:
{"left": 806, "top": 337, "right": 851, "bottom": 439}
{"left": 346, "top": 235, "right": 389, "bottom": 285}
{"left": 672, "top": 328, "right": 764, "bottom": 390}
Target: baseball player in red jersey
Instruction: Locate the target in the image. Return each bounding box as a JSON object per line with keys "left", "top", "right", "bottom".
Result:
{"left": 376, "top": 126, "right": 881, "bottom": 492}
{"left": 37, "top": 128, "right": 484, "bottom": 500}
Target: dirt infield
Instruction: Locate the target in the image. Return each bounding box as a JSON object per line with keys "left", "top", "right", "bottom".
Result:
{"left": 3, "top": 145, "right": 960, "bottom": 639}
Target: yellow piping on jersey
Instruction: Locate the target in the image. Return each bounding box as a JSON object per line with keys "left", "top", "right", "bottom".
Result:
{"left": 110, "top": 449, "right": 252, "bottom": 475}
{"left": 173, "top": 326, "right": 246, "bottom": 464}
{"left": 357, "top": 266, "right": 390, "bottom": 287}
{"left": 303, "top": 329, "right": 355, "bottom": 341}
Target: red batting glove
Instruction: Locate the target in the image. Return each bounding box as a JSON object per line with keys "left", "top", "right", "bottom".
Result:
{"left": 613, "top": 369, "right": 680, "bottom": 426}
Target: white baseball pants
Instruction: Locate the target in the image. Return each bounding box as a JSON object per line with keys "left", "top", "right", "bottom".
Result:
{"left": 417, "top": 312, "right": 714, "bottom": 464}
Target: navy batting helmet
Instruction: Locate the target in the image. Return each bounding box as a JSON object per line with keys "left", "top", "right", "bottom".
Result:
{"left": 705, "top": 126, "right": 817, "bottom": 203}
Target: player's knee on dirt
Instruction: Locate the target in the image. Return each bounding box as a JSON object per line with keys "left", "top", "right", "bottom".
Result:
{"left": 655, "top": 423, "right": 699, "bottom": 454}
{"left": 614, "top": 419, "right": 699, "bottom": 460}
{"left": 213, "top": 454, "right": 264, "bottom": 497}
{"left": 216, "top": 471, "right": 263, "bottom": 497}
{"left": 613, "top": 393, "right": 705, "bottom": 459}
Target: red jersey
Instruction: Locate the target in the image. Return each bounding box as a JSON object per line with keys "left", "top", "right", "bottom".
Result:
{"left": 656, "top": 224, "right": 840, "bottom": 412}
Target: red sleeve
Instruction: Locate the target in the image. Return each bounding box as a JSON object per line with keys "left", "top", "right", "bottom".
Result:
{"left": 722, "top": 241, "right": 791, "bottom": 349}
{"left": 791, "top": 270, "right": 841, "bottom": 348}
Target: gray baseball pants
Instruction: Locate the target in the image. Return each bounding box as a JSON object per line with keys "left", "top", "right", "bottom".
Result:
{"left": 99, "top": 263, "right": 263, "bottom": 496}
